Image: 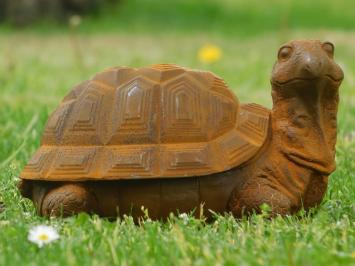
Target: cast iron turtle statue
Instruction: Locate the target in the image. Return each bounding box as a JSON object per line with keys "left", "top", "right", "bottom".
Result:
{"left": 19, "top": 40, "right": 344, "bottom": 219}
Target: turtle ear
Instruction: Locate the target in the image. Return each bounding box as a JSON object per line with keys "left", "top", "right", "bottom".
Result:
{"left": 322, "top": 42, "right": 334, "bottom": 58}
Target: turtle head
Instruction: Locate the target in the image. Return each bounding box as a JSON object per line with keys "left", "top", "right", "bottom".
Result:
{"left": 271, "top": 40, "right": 343, "bottom": 86}
{"left": 270, "top": 40, "right": 344, "bottom": 175}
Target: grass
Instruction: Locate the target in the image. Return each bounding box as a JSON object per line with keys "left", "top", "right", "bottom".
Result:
{"left": 2, "top": 0, "right": 355, "bottom": 35}
{"left": 0, "top": 1, "right": 354, "bottom": 265}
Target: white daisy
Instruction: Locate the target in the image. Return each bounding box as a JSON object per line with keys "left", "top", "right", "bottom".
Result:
{"left": 28, "top": 225, "right": 59, "bottom": 248}
{"left": 179, "top": 213, "right": 188, "bottom": 219}
{"left": 179, "top": 213, "right": 189, "bottom": 224}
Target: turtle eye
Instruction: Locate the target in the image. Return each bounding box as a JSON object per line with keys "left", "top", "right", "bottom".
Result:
{"left": 322, "top": 42, "right": 334, "bottom": 58}
{"left": 278, "top": 46, "right": 292, "bottom": 61}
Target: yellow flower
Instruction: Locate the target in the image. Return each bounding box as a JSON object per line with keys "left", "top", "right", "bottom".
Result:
{"left": 69, "top": 15, "right": 82, "bottom": 27}
{"left": 198, "top": 44, "right": 222, "bottom": 64}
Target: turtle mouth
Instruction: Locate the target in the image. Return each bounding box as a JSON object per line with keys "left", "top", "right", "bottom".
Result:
{"left": 285, "top": 151, "right": 335, "bottom": 175}
{"left": 272, "top": 75, "right": 343, "bottom": 85}
{"left": 272, "top": 77, "right": 317, "bottom": 85}
{"left": 325, "top": 74, "right": 343, "bottom": 83}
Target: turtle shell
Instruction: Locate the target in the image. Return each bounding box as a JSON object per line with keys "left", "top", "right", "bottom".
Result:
{"left": 21, "top": 64, "right": 270, "bottom": 181}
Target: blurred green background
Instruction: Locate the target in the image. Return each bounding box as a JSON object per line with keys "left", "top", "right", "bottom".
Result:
{"left": 1, "top": 0, "right": 355, "bottom": 34}
{"left": 0, "top": 1, "right": 354, "bottom": 265}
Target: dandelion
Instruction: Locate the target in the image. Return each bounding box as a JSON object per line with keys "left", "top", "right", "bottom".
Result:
{"left": 28, "top": 225, "right": 59, "bottom": 248}
{"left": 198, "top": 44, "right": 222, "bottom": 64}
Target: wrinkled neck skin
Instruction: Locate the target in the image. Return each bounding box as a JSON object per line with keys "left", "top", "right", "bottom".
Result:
{"left": 257, "top": 79, "right": 339, "bottom": 208}
{"left": 271, "top": 79, "right": 339, "bottom": 171}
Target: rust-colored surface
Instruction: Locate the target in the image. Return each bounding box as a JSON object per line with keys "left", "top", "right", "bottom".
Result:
{"left": 19, "top": 40, "right": 343, "bottom": 219}
{"left": 21, "top": 65, "right": 269, "bottom": 181}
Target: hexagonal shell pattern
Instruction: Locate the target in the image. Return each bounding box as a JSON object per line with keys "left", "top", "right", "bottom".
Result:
{"left": 21, "top": 64, "right": 270, "bottom": 181}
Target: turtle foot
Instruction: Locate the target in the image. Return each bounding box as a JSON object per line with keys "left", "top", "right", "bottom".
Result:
{"left": 228, "top": 183, "right": 293, "bottom": 217}
{"left": 41, "top": 184, "right": 98, "bottom": 217}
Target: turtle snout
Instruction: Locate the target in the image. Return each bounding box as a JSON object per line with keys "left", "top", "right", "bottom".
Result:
{"left": 300, "top": 55, "right": 324, "bottom": 79}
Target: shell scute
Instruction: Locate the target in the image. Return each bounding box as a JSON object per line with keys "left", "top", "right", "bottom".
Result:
{"left": 108, "top": 75, "right": 160, "bottom": 145}
{"left": 103, "top": 146, "right": 156, "bottom": 178}
{"left": 160, "top": 143, "right": 214, "bottom": 176}
{"left": 160, "top": 73, "right": 209, "bottom": 143}
{"left": 46, "top": 147, "right": 99, "bottom": 180}
{"left": 22, "top": 147, "right": 56, "bottom": 179}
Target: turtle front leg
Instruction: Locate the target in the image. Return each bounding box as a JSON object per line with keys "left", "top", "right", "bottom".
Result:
{"left": 228, "top": 181, "right": 293, "bottom": 217}
{"left": 40, "top": 183, "right": 98, "bottom": 217}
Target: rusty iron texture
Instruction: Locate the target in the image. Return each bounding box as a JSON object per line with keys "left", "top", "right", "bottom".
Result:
{"left": 19, "top": 40, "right": 344, "bottom": 219}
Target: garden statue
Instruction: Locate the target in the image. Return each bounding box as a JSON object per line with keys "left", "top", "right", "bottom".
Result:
{"left": 19, "top": 40, "right": 344, "bottom": 219}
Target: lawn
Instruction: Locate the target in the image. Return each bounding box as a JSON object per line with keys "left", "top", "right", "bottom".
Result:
{"left": 0, "top": 1, "right": 354, "bottom": 265}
